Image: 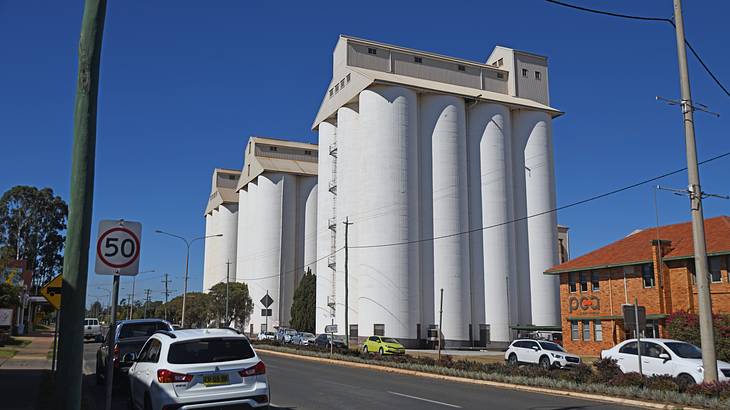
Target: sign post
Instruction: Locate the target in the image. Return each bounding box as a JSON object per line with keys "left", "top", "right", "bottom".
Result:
{"left": 622, "top": 300, "right": 646, "bottom": 376}
{"left": 325, "top": 324, "right": 338, "bottom": 355}
{"left": 40, "top": 275, "right": 63, "bottom": 373}
{"left": 260, "top": 291, "right": 273, "bottom": 333}
{"left": 95, "top": 220, "right": 142, "bottom": 410}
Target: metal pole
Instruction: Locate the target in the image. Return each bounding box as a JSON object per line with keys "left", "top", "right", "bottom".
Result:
{"left": 57, "top": 1, "right": 106, "bottom": 408}
{"left": 343, "top": 217, "right": 353, "bottom": 348}
{"left": 225, "top": 259, "right": 231, "bottom": 325}
{"left": 634, "top": 297, "right": 643, "bottom": 376}
{"left": 438, "top": 288, "right": 444, "bottom": 361}
{"left": 51, "top": 309, "right": 60, "bottom": 373}
{"left": 128, "top": 277, "right": 135, "bottom": 320}
{"left": 672, "top": 0, "right": 717, "bottom": 383}
{"left": 104, "top": 274, "right": 119, "bottom": 410}
{"left": 181, "top": 243, "right": 190, "bottom": 328}
{"left": 265, "top": 290, "right": 269, "bottom": 333}
{"left": 163, "top": 273, "right": 170, "bottom": 321}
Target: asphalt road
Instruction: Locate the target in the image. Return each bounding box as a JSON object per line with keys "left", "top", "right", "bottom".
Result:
{"left": 261, "top": 351, "right": 637, "bottom": 410}
{"left": 82, "top": 341, "right": 127, "bottom": 410}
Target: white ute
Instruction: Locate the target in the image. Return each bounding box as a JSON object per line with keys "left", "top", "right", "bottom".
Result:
{"left": 83, "top": 318, "right": 102, "bottom": 342}
{"left": 127, "top": 328, "right": 270, "bottom": 409}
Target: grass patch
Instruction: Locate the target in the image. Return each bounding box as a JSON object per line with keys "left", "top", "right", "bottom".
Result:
{"left": 0, "top": 348, "right": 18, "bottom": 358}
{"left": 0, "top": 337, "right": 32, "bottom": 348}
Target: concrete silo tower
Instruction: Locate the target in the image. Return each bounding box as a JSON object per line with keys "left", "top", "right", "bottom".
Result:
{"left": 203, "top": 168, "right": 241, "bottom": 294}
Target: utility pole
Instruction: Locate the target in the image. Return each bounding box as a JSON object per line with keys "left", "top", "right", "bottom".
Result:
{"left": 128, "top": 277, "right": 135, "bottom": 320}
{"left": 57, "top": 2, "right": 106, "bottom": 405}
{"left": 672, "top": 0, "right": 717, "bottom": 383}
{"left": 162, "top": 273, "right": 171, "bottom": 321}
{"left": 343, "top": 217, "right": 353, "bottom": 348}
{"left": 438, "top": 288, "right": 444, "bottom": 361}
{"left": 126, "top": 292, "right": 133, "bottom": 319}
{"left": 143, "top": 289, "right": 151, "bottom": 319}
{"left": 225, "top": 259, "right": 232, "bottom": 326}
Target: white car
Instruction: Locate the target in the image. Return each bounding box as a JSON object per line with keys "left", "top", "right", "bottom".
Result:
{"left": 505, "top": 339, "right": 581, "bottom": 369}
{"left": 601, "top": 338, "right": 730, "bottom": 384}
{"left": 292, "top": 332, "right": 316, "bottom": 346}
{"left": 126, "top": 328, "right": 270, "bottom": 409}
{"left": 257, "top": 331, "right": 275, "bottom": 341}
{"left": 83, "top": 318, "right": 103, "bottom": 342}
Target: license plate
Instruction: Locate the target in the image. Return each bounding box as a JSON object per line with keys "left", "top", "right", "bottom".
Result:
{"left": 202, "top": 374, "right": 229, "bottom": 386}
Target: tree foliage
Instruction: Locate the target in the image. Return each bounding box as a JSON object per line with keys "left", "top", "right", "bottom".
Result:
{"left": 0, "top": 186, "right": 68, "bottom": 287}
{"left": 209, "top": 282, "right": 253, "bottom": 326}
{"left": 666, "top": 310, "right": 730, "bottom": 362}
{"left": 0, "top": 283, "right": 21, "bottom": 308}
{"left": 163, "top": 293, "right": 213, "bottom": 327}
{"left": 289, "top": 270, "right": 316, "bottom": 333}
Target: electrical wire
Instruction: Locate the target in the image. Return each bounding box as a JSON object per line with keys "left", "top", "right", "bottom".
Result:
{"left": 545, "top": 0, "right": 730, "bottom": 98}
{"left": 351, "top": 150, "right": 730, "bottom": 249}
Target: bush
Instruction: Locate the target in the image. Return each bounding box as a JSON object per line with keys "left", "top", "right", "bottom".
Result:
{"left": 557, "top": 363, "right": 594, "bottom": 384}
{"left": 592, "top": 357, "right": 622, "bottom": 383}
{"left": 645, "top": 375, "right": 681, "bottom": 392}
{"left": 608, "top": 372, "right": 646, "bottom": 388}
{"left": 684, "top": 381, "right": 730, "bottom": 401}
{"left": 666, "top": 311, "right": 730, "bottom": 362}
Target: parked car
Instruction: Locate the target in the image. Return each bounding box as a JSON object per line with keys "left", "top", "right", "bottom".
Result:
{"left": 96, "top": 319, "right": 173, "bottom": 385}
{"left": 362, "top": 336, "right": 405, "bottom": 355}
{"left": 127, "top": 328, "right": 270, "bottom": 409}
{"left": 314, "top": 333, "right": 347, "bottom": 349}
{"left": 274, "top": 327, "right": 298, "bottom": 343}
{"left": 257, "top": 331, "right": 275, "bottom": 341}
{"left": 505, "top": 339, "right": 581, "bottom": 369}
{"left": 291, "top": 332, "right": 316, "bottom": 346}
{"left": 601, "top": 338, "right": 730, "bottom": 384}
{"left": 83, "top": 318, "right": 103, "bottom": 342}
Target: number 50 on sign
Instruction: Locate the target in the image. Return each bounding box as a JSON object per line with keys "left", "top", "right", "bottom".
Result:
{"left": 95, "top": 220, "right": 142, "bottom": 276}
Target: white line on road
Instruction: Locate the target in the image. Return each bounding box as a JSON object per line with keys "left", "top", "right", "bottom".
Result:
{"left": 388, "top": 391, "right": 462, "bottom": 408}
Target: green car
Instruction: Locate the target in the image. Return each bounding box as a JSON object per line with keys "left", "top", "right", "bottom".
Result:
{"left": 362, "top": 336, "right": 405, "bottom": 355}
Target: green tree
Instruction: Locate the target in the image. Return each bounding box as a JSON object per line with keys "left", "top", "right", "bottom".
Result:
{"left": 0, "top": 283, "right": 21, "bottom": 308}
{"left": 209, "top": 282, "right": 254, "bottom": 326}
{"left": 0, "top": 186, "right": 68, "bottom": 288}
{"left": 289, "top": 270, "right": 316, "bottom": 333}
{"left": 87, "top": 300, "right": 103, "bottom": 318}
{"left": 163, "top": 293, "right": 212, "bottom": 328}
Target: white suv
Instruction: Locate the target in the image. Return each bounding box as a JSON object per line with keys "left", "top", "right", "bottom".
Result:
{"left": 601, "top": 338, "right": 730, "bottom": 384}
{"left": 126, "top": 328, "right": 270, "bottom": 409}
{"left": 505, "top": 339, "right": 581, "bottom": 369}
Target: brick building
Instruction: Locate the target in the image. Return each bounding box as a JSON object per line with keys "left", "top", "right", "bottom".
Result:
{"left": 545, "top": 216, "right": 730, "bottom": 356}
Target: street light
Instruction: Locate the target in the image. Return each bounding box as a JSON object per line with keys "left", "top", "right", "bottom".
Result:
{"left": 155, "top": 230, "right": 222, "bottom": 328}
{"left": 128, "top": 269, "right": 155, "bottom": 320}
{"left": 96, "top": 287, "right": 112, "bottom": 323}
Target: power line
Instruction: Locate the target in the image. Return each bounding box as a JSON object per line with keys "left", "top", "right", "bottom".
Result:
{"left": 351, "top": 150, "right": 730, "bottom": 249}
{"left": 545, "top": 0, "right": 730, "bottom": 97}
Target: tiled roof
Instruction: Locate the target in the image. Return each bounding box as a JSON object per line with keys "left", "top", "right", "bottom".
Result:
{"left": 545, "top": 216, "right": 730, "bottom": 274}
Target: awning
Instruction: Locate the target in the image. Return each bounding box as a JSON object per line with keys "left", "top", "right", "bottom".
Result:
{"left": 566, "top": 314, "right": 669, "bottom": 321}
{"left": 510, "top": 325, "right": 562, "bottom": 332}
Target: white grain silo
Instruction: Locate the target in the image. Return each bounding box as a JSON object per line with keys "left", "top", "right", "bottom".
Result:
{"left": 203, "top": 168, "right": 240, "bottom": 293}
{"left": 315, "top": 122, "right": 336, "bottom": 333}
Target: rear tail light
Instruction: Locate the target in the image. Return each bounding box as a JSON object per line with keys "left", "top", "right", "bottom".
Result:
{"left": 157, "top": 369, "right": 193, "bottom": 383}
{"left": 113, "top": 344, "right": 120, "bottom": 367}
{"left": 239, "top": 361, "right": 266, "bottom": 377}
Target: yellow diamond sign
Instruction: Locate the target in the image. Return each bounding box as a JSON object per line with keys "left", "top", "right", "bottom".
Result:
{"left": 40, "top": 274, "right": 63, "bottom": 310}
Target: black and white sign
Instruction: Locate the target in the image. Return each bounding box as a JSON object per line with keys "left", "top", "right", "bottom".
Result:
{"left": 260, "top": 293, "right": 274, "bottom": 308}
{"left": 325, "top": 324, "right": 338, "bottom": 334}
{"left": 95, "top": 220, "right": 142, "bottom": 276}
{"left": 261, "top": 308, "right": 272, "bottom": 317}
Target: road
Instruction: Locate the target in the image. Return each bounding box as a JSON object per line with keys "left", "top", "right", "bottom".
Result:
{"left": 82, "top": 342, "right": 637, "bottom": 410}
{"left": 260, "top": 351, "right": 637, "bottom": 410}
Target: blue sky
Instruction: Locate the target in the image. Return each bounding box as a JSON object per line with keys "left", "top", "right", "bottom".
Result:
{"left": 1, "top": 1, "right": 729, "bottom": 306}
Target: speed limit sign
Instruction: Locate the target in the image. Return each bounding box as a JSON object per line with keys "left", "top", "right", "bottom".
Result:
{"left": 95, "top": 220, "right": 142, "bottom": 276}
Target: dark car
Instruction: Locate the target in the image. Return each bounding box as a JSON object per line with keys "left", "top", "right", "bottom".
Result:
{"left": 314, "top": 333, "right": 347, "bottom": 349}
{"left": 95, "top": 319, "right": 173, "bottom": 385}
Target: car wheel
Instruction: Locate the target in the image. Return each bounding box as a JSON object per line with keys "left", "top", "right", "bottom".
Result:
{"left": 677, "top": 373, "right": 696, "bottom": 387}
{"left": 362, "top": 345, "right": 368, "bottom": 354}
{"left": 508, "top": 353, "right": 518, "bottom": 366}
{"left": 539, "top": 355, "right": 551, "bottom": 370}
{"left": 378, "top": 347, "right": 384, "bottom": 356}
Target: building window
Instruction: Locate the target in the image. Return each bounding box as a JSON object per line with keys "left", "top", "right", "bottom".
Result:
{"left": 497, "top": 72, "right": 504, "bottom": 79}
{"left": 247, "top": 164, "right": 250, "bottom": 176}
{"left": 269, "top": 146, "right": 278, "bottom": 152}
{"left": 346, "top": 73, "right": 351, "bottom": 83}
{"left": 592, "top": 272, "right": 600, "bottom": 291}
{"left": 522, "top": 68, "right": 528, "bottom": 77}
{"left": 709, "top": 256, "right": 722, "bottom": 283}
{"left": 368, "top": 47, "right": 377, "bottom": 55}
{"left": 335, "top": 84, "right": 339, "bottom": 92}
{"left": 329, "top": 89, "right": 333, "bottom": 98}
{"left": 304, "top": 150, "right": 312, "bottom": 155}
{"left": 579, "top": 272, "right": 588, "bottom": 292}
{"left": 340, "top": 79, "right": 345, "bottom": 88}
{"left": 582, "top": 320, "right": 591, "bottom": 341}
{"left": 569, "top": 272, "right": 577, "bottom": 293}
{"left": 535, "top": 71, "right": 541, "bottom": 80}
{"left": 248, "top": 143, "right": 251, "bottom": 154}
{"left": 374, "top": 324, "right": 385, "bottom": 336}
{"left": 594, "top": 320, "right": 603, "bottom": 341}
{"left": 457, "top": 64, "right": 466, "bottom": 71}
{"left": 497, "top": 58, "right": 503, "bottom": 67}
{"left": 642, "top": 263, "right": 655, "bottom": 288}
{"left": 570, "top": 321, "right": 579, "bottom": 341}
{"left": 414, "top": 56, "right": 423, "bottom": 63}
{"left": 645, "top": 320, "right": 660, "bottom": 338}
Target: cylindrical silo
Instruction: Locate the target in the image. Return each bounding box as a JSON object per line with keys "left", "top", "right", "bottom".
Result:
{"left": 421, "top": 94, "right": 470, "bottom": 342}
{"left": 279, "top": 174, "right": 297, "bottom": 327}
{"left": 518, "top": 110, "right": 560, "bottom": 326}
{"left": 203, "top": 211, "right": 214, "bottom": 293}
{"left": 315, "top": 121, "right": 336, "bottom": 333}
{"left": 468, "top": 103, "right": 515, "bottom": 342}
{"left": 300, "top": 177, "right": 318, "bottom": 277}
{"left": 358, "top": 85, "right": 419, "bottom": 343}
{"left": 217, "top": 202, "right": 239, "bottom": 288}
{"left": 206, "top": 209, "right": 221, "bottom": 290}
{"left": 511, "top": 113, "right": 532, "bottom": 326}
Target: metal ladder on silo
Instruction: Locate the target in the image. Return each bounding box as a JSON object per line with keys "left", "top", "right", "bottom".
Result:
{"left": 328, "top": 139, "right": 338, "bottom": 309}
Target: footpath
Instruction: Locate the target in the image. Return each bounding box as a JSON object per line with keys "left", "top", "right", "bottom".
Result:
{"left": 0, "top": 330, "right": 54, "bottom": 410}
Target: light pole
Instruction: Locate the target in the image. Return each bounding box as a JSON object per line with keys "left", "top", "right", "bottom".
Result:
{"left": 96, "top": 287, "right": 111, "bottom": 323}
{"left": 155, "top": 230, "right": 222, "bottom": 328}
{"left": 128, "top": 269, "right": 155, "bottom": 320}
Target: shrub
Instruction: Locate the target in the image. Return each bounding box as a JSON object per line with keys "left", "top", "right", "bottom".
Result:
{"left": 608, "top": 372, "right": 646, "bottom": 388}
{"left": 592, "top": 357, "right": 622, "bottom": 383}
{"left": 666, "top": 311, "right": 730, "bottom": 362}
{"left": 685, "top": 381, "right": 730, "bottom": 401}
{"left": 645, "top": 375, "right": 681, "bottom": 392}
{"left": 558, "top": 363, "right": 594, "bottom": 384}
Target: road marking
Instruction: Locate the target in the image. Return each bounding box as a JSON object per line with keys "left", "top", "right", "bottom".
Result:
{"left": 388, "top": 391, "right": 462, "bottom": 408}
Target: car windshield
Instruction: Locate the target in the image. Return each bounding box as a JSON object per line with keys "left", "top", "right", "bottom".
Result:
{"left": 286, "top": 329, "right": 297, "bottom": 335}
{"left": 381, "top": 338, "right": 399, "bottom": 344}
{"left": 303, "top": 333, "right": 314, "bottom": 338}
{"left": 119, "top": 322, "right": 170, "bottom": 339}
{"left": 168, "top": 338, "right": 255, "bottom": 364}
{"left": 539, "top": 341, "right": 566, "bottom": 352}
{"left": 665, "top": 342, "right": 702, "bottom": 359}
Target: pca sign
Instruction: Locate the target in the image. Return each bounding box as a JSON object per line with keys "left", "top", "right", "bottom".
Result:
{"left": 568, "top": 295, "right": 600, "bottom": 312}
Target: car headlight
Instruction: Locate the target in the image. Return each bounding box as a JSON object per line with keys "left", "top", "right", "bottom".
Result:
{"left": 551, "top": 353, "right": 563, "bottom": 359}
{"left": 697, "top": 366, "right": 704, "bottom": 373}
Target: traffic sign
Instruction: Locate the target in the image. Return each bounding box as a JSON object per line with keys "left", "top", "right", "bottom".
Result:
{"left": 95, "top": 220, "right": 142, "bottom": 276}
{"left": 261, "top": 308, "right": 272, "bottom": 317}
{"left": 40, "top": 274, "right": 63, "bottom": 310}
{"left": 622, "top": 304, "right": 647, "bottom": 331}
{"left": 325, "top": 324, "right": 338, "bottom": 334}
{"left": 260, "top": 293, "right": 274, "bottom": 308}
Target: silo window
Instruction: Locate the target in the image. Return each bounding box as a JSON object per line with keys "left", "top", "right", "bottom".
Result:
{"left": 414, "top": 56, "right": 422, "bottom": 63}
{"left": 335, "top": 84, "right": 339, "bottom": 92}
{"left": 374, "top": 324, "right": 385, "bottom": 336}
{"left": 329, "top": 88, "right": 333, "bottom": 98}
{"left": 368, "top": 47, "right": 377, "bottom": 55}
{"left": 457, "top": 64, "right": 465, "bottom": 71}
{"left": 269, "top": 146, "right": 278, "bottom": 152}
{"left": 340, "top": 79, "right": 345, "bottom": 88}
{"left": 522, "top": 68, "right": 528, "bottom": 77}
{"left": 304, "top": 150, "right": 312, "bottom": 155}
{"left": 247, "top": 164, "right": 250, "bottom": 176}
{"left": 346, "top": 73, "right": 351, "bottom": 83}
{"left": 535, "top": 71, "right": 541, "bottom": 80}
{"left": 497, "top": 72, "right": 504, "bottom": 79}
{"left": 497, "top": 58, "right": 503, "bottom": 67}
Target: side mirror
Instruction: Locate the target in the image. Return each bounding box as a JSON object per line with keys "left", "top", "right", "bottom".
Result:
{"left": 122, "top": 352, "right": 137, "bottom": 363}
{"left": 659, "top": 353, "right": 670, "bottom": 362}
{"left": 533, "top": 346, "right": 540, "bottom": 351}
